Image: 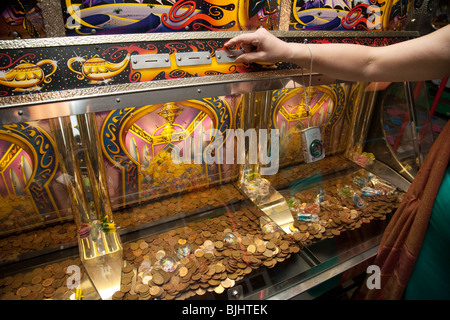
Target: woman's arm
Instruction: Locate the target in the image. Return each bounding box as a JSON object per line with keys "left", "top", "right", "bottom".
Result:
{"left": 224, "top": 26, "right": 450, "bottom": 82}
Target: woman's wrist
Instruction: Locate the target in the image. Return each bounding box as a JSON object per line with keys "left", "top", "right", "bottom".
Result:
{"left": 284, "top": 42, "right": 311, "bottom": 67}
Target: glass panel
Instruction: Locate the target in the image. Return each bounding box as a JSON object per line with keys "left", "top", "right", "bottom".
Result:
{"left": 0, "top": 120, "right": 72, "bottom": 239}
{"left": 49, "top": 113, "right": 123, "bottom": 300}
{"left": 0, "top": 81, "right": 409, "bottom": 301}
{"left": 363, "top": 82, "right": 434, "bottom": 182}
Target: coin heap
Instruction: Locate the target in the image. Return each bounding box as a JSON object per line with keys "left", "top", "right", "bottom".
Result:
{"left": 0, "top": 223, "right": 77, "bottom": 263}
{"left": 111, "top": 205, "right": 305, "bottom": 300}
{"left": 289, "top": 170, "right": 403, "bottom": 245}
{"left": 0, "top": 183, "right": 243, "bottom": 264}
{"left": 0, "top": 156, "right": 405, "bottom": 300}
{"left": 266, "top": 155, "right": 351, "bottom": 188}
{"left": 115, "top": 183, "right": 244, "bottom": 229}
{"left": 0, "top": 258, "right": 83, "bottom": 300}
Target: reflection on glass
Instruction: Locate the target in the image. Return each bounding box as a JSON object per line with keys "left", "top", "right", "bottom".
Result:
{"left": 50, "top": 114, "right": 123, "bottom": 300}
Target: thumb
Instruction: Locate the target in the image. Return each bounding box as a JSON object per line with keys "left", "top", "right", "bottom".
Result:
{"left": 235, "top": 51, "right": 266, "bottom": 63}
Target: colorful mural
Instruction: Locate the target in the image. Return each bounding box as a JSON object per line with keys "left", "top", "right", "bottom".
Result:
{"left": 0, "top": 38, "right": 257, "bottom": 96}
{"left": 101, "top": 97, "right": 236, "bottom": 208}
{"left": 62, "top": 0, "right": 280, "bottom": 36}
{"left": 0, "top": 0, "right": 46, "bottom": 39}
{"left": 0, "top": 84, "right": 355, "bottom": 234}
{"left": 65, "top": 40, "right": 249, "bottom": 86}
{"left": 0, "top": 121, "right": 72, "bottom": 236}
{"left": 290, "top": 0, "right": 411, "bottom": 31}
{"left": 270, "top": 84, "right": 348, "bottom": 167}
{"left": 0, "top": 35, "right": 406, "bottom": 98}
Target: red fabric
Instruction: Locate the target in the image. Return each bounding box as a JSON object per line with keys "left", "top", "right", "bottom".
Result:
{"left": 356, "top": 120, "right": 450, "bottom": 299}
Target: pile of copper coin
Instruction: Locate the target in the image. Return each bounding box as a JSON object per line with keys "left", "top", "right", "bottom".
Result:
{"left": 114, "top": 183, "right": 244, "bottom": 229}
{"left": 266, "top": 155, "right": 351, "bottom": 187}
{"left": 108, "top": 169, "right": 403, "bottom": 300}
{"left": 0, "top": 184, "right": 243, "bottom": 263}
{"left": 113, "top": 206, "right": 302, "bottom": 300}
{"left": 289, "top": 172, "right": 402, "bottom": 245}
{"left": 0, "top": 258, "right": 83, "bottom": 300}
{"left": 0, "top": 223, "right": 77, "bottom": 262}
{"left": 0, "top": 156, "right": 404, "bottom": 300}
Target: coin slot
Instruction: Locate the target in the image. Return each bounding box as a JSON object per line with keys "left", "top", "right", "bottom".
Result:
{"left": 216, "top": 49, "right": 245, "bottom": 63}
{"left": 131, "top": 54, "right": 171, "bottom": 69}
{"left": 175, "top": 52, "right": 211, "bottom": 66}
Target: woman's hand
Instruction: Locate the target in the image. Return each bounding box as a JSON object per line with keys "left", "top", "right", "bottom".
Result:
{"left": 224, "top": 28, "right": 294, "bottom": 64}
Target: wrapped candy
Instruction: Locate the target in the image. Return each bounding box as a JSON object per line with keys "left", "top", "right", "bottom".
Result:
{"left": 337, "top": 185, "right": 353, "bottom": 198}
{"left": 257, "top": 178, "right": 271, "bottom": 198}
{"left": 361, "top": 187, "right": 382, "bottom": 196}
{"left": 316, "top": 188, "right": 325, "bottom": 203}
{"left": 138, "top": 260, "right": 151, "bottom": 274}
{"left": 261, "top": 222, "right": 277, "bottom": 234}
{"left": 353, "top": 176, "right": 367, "bottom": 187}
{"left": 353, "top": 152, "right": 375, "bottom": 168}
{"left": 352, "top": 192, "right": 366, "bottom": 208}
{"left": 296, "top": 202, "right": 319, "bottom": 222}
{"left": 78, "top": 223, "right": 91, "bottom": 239}
{"left": 369, "top": 177, "right": 397, "bottom": 195}
{"left": 159, "top": 256, "right": 178, "bottom": 273}
{"left": 242, "top": 177, "right": 271, "bottom": 202}
{"left": 242, "top": 180, "right": 259, "bottom": 200}
{"left": 304, "top": 203, "right": 320, "bottom": 215}
{"left": 223, "top": 232, "right": 238, "bottom": 245}
{"left": 288, "top": 197, "right": 302, "bottom": 213}
{"left": 175, "top": 243, "right": 192, "bottom": 259}
{"left": 297, "top": 213, "right": 319, "bottom": 222}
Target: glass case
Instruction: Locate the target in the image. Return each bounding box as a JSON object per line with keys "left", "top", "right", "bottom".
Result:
{"left": 0, "top": 0, "right": 435, "bottom": 301}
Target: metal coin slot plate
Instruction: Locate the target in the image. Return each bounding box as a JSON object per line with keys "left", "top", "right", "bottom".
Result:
{"left": 215, "top": 49, "right": 245, "bottom": 63}
{"left": 131, "top": 54, "right": 171, "bottom": 69}
{"left": 175, "top": 51, "right": 211, "bottom": 66}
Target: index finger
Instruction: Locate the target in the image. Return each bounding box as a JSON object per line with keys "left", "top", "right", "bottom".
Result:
{"left": 224, "top": 33, "right": 259, "bottom": 49}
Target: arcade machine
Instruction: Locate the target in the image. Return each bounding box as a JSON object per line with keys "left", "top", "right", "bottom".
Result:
{"left": 0, "top": 0, "right": 436, "bottom": 300}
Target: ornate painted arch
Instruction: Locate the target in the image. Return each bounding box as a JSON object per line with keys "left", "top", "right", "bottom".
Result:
{"left": 270, "top": 84, "right": 347, "bottom": 156}
{"left": 0, "top": 122, "right": 60, "bottom": 226}
{"left": 101, "top": 97, "right": 233, "bottom": 207}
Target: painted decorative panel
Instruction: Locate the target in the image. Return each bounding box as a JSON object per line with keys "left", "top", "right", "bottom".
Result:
{"left": 0, "top": 0, "right": 46, "bottom": 39}
{"left": 290, "top": 0, "right": 411, "bottom": 31}
{"left": 101, "top": 96, "right": 237, "bottom": 208}
{"left": 0, "top": 120, "right": 72, "bottom": 236}
{"left": 0, "top": 35, "right": 406, "bottom": 98}
{"left": 61, "top": 0, "right": 280, "bottom": 36}
{"left": 270, "top": 83, "right": 349, "bottom": 167}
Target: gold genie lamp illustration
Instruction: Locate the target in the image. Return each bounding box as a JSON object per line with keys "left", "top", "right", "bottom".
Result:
{"left": 67, "top": 53, "right": 130, "bottom": 84}
{"left": 0, "top": 59, "right": 57, "bottom": 92}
